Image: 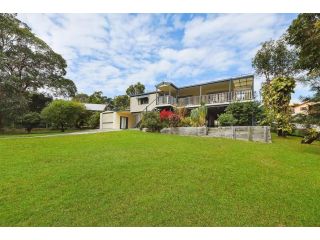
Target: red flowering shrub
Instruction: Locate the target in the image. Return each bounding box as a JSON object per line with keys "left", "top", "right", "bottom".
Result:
{"left": 160, "top": 109, "right": 173, "bottom": 121}
{"left": 168, "top": 113, "right": 180, "bottom": 127}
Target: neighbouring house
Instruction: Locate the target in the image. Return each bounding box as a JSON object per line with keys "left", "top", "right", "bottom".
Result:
{"left": 290, "top": 101, "right": 319, "bottom": 115}
{"left": 84, "top": 103, "right": 107, "bottom": 112}
{"left": 100, "top": 74, "right": 255, "bottom": 129}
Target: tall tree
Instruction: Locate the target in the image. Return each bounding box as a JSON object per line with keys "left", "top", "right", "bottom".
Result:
{"left": 252, "top": 38, "right": 298, "bottom": 82}
{"left": 88, "top": 91, "right": 109, "bottom": 104}
{"left": 113, "top": 95, "right": 130, "bottom": 111}
{"left": 28, "top": 93, "right": 53, "bottom": 113}
{"left": 126, "top": 82, "right": 145, "bottom": 96}
{"left": 261, "top": 77, "right": 295, "bottom": 136}
{"left": 72, "top": 93, "right": 89, "bottom": 103}
{"left": 286, "top": 14, "right": 320, "bottom": 143}
{"left": 252, "top": 38, "right": 298, "bottom": 136}
{"left": 287, "top": 13, "right": 320, "bottom": 78}
{"left": 0, "top": 14, "right": 77, "bottom": 129}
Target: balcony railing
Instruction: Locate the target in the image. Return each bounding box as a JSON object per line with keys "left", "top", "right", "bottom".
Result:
{"left": 156, "top": 95, "right": 177, "bottom": 105}
{"left": 156, "top": 90, "right": 253, "bottom": 107}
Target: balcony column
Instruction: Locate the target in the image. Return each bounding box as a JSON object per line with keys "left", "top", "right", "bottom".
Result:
{"left": 228, "top": 79, "right": 232, "bottom": 101}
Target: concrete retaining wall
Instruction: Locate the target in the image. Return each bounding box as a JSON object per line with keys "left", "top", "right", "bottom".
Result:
{"left": 207, "top": 126, "right": 271, "bottom": 143}
{"left": 160, "top": 127, "right": 207, "bottom": 136}
{"left": 160, "top": 126, "right": 271, "bottom": 143}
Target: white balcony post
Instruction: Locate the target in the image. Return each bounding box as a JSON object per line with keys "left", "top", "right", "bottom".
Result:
{"left": 228, "top": 79, "right": 232, "bottom": 102}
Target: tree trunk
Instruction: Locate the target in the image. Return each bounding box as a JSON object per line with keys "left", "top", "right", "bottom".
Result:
{"left": 60, "top": 123, "right": 65, "bottom": 132}
{"left": 301, "top": 133, "right": 320, "bottom": 144}
{"left": 27, "top": 128, "right": 31, "bottom": 134}
{"left": 0, "top": 114, "right": 3, "bottom": 133}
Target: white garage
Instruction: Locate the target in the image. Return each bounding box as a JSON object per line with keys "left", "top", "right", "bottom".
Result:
{"left": 100, "top": 111, "right": 136, "bottom": 130}
{"left": 100, "top": 111, "right": 114, "bottom": 129}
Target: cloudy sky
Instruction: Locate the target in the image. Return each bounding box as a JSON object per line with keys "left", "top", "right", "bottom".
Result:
{"left": 18, "top": 13, "right": 310, "bottom": 102}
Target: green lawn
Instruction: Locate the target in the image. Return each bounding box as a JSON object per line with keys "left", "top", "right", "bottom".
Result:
{"left": 0, "top": 131, "right": 319, "bottom": 226}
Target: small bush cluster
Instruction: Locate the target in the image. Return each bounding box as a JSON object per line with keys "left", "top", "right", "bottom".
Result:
{"left": 217, "top": 113, "right": 237, "bottom": 126}
{"left": 190, "top": 105, "right": 207, "bottom": 127}
{"left": 140, "top": 111, "right": 162, "bottom": 132}
{"left": 141, "top": 106, "right": 207, "bottom": 131}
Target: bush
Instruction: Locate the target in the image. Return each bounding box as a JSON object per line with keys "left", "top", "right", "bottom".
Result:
{"left": 175, "top": 107, "right": 187, "bottom": 119}
{"left": 179, "top": 116, "right": 192, "bottom": 127}
{"left": 88, "top": 112, "right": 101, "bottom": 129}
{"left": 41, "top": 100, "right": 86, "bottom": 132}
{"left": 160, "top": 109, "right": 173, "bottom": 121}
{"left": 217, "top": 113, "right": 237, "bottom": 126}
{"left": 190, "top": 105, "right": 207, "bottom": 127}
{"left": 301, "top": 128, "right": 320, "bottom": 144}
{"left": 225, "top": 101, "right": 263, "bottom": 126}
{"left": 21, "top": 112, "right": 41, "bottom": 133}
{"left": 140, "top": 111, "right": 162, "bottom": 132}
{"left": 168, "top": 113, "right": 180, "bottom": 127}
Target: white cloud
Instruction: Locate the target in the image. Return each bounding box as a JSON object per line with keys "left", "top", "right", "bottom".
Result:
{"left": 17, "top": 13, "right": 306, "bottom": 99}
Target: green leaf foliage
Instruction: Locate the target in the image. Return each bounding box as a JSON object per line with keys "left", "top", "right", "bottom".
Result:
{"left": 126, "top": 82, "right": 145, "bottom": 96}
{"left": 287, "top": 13, "right": 320, "bottom": 77}
{"left": 0, "top": 14, "right": 77, "bottom": 129}
{"left": 225, "top": 101, "right": 263, "bottom": 126}
{"left": 41, "top": 100, "right": 86, "bottom": 132}
{"left": 21, "top": 112, "right": 41, "bottom": 133}
{"left": 140, "top": 111, "right": 162, "bottom": 132}
{"left": 261, "top": 77, "right": 296, "bottom": 136}
{"left": 217, "top": 113, "right": 237, "bottom": 126}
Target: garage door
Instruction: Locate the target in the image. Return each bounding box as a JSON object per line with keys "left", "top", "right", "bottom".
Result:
{"left": 102, "top": 112, "right": 114, "bottom": 129}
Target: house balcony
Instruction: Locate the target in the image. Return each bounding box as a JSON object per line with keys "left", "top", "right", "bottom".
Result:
{"left": 156, "top": 95, "right": 177, "bottom": 106}
{"left": 156, "top": 90, "right": 253, "bottom": 108}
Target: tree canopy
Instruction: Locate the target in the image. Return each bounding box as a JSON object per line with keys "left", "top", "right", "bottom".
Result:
{"left": 0, "top": 14, "right": 77, "bottom": 129}
{"left": 126, "top": 82, "right": 145, "bottom": 96}
{"left": 287, "top": 13, "right": 320, "bottom": 78}
{"left": 252, "top": 38, "right": 298, "bottom": 82}
{"left": 113, "top": 95, "right": 130, "bottom": 111}
{"left": 41, "top": 100, "right": 85, "bottom": 132}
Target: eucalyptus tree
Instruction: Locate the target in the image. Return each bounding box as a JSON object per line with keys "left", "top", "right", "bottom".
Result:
{"left": 0, "top": 14, "right": 77, "bottom": 129}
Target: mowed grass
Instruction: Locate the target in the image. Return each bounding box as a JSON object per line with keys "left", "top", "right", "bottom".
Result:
{"left": 0, "top": 131, "right": 319, "bottom": 226}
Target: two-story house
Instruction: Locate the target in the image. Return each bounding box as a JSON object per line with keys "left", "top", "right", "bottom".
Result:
{"left": 100, "top": 74, "right": 254, "bottom": 129}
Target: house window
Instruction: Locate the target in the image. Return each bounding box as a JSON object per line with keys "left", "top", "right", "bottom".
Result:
{"left": 138, "top": 97, "right": 149, "bottom": 105}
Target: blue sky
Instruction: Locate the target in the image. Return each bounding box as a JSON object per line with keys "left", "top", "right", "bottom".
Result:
{"left": 18, "top": 13, "right": 310, "bottom": 102}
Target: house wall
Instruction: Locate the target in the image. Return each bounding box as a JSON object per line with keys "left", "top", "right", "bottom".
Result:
{"left": 292, "top": 103, "right": 310, "bottom": 115}
{"left": 114, "top": 111, "right": 136, "bottom": 129}
{"left": 130, "top": 93, "right": 157, "bottom": 113}
{"left": 100, "top": 111, "right": 136, "bottom": 129}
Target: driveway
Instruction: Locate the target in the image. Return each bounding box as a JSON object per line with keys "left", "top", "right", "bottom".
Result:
{"left": 0, "top": 129, "right": 120, "bottom": 140}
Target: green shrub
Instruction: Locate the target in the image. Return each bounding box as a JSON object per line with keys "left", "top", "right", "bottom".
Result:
{"left": 225, "top": 101, "right": 263, "bottom": 126}
{"left": 179, "top": 116, "right": 192, "bottom": 127}
{"left": 140, "top": 111, "right": 162, "bottom": 132}
{"left": 217, "top": 113, "right": 237, "bottom": 126}
{"left": 21, "top": 112, "right": 41, "bottom": 133}
{"left": 301, "top": 128, "right": 320, "bottom": 144}
{"left": 168, "top": 114, "right": 180, "bottom": 127}
{"left": 190, "top": 105, "right": 207, "bottom": 127}
{"left": 88, "top": 112, "right": 101, "bottom": 129}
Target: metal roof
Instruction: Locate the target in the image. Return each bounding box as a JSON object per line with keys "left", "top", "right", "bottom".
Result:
{"left": 84, "top": 103, "right": 107, "bottom": 111}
